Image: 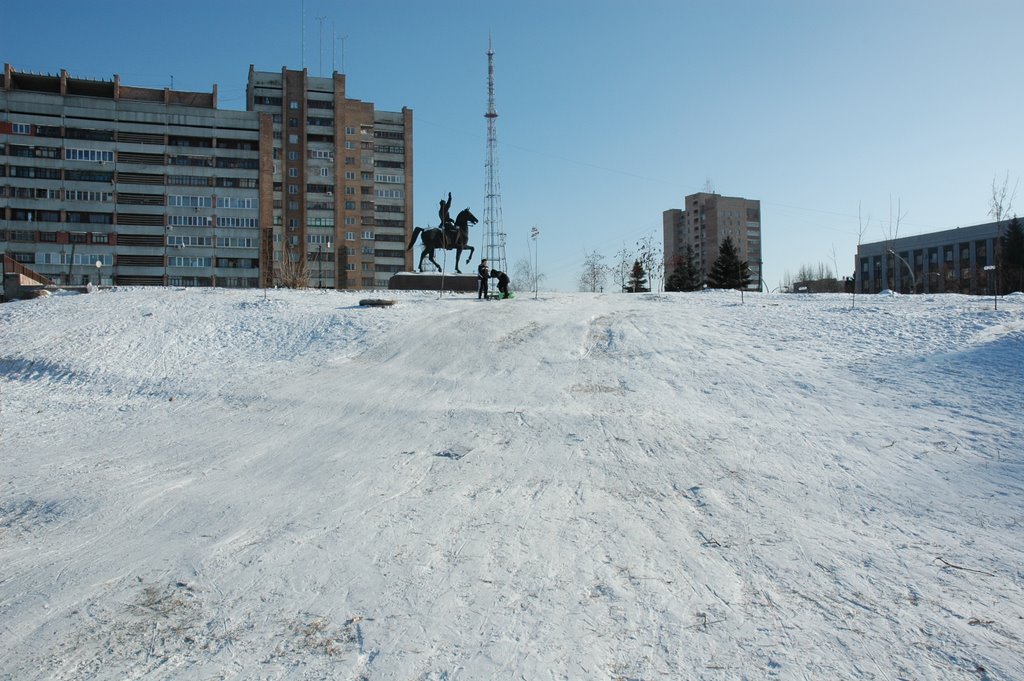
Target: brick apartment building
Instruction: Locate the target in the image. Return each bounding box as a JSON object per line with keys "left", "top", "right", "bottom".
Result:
{"left": 663, "top": 192, "right": 763, "bottom": 290}
{"left": 246, "top": 67, "right": 413, "bottom": 289}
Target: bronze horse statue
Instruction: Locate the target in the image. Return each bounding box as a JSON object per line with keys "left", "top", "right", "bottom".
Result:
{"left": 407, "top": 207, "right": 478, "bottom": 273}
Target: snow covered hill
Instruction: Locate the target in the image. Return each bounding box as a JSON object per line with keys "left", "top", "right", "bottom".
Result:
{"left": 2, "top": 287, "right": 1022, "bottom": 680}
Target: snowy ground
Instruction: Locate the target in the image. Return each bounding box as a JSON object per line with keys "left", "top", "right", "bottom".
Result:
{"left": 1, "top": 286, "right": 1022, "bottom": 680}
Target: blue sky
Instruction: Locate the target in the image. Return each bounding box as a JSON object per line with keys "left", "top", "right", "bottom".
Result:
{"left": 4, "top": 0, "right": 1022, "bottom": 291}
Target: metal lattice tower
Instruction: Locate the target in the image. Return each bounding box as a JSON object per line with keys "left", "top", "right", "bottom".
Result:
{"left": 482, "top": 37, "right": 506, "bottom": 289}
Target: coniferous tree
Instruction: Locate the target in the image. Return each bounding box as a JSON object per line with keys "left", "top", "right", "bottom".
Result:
{"left": 706, "top": 236, "right": 752, "bottom": 289}
{"left": 1001, "top": 216, "right": 1024, "bottom": 293}
{"left": 666, "top": 246, "right": 702, "bottom": 292}
{"left": 624, "top": 259, "right": 649, "bottom": 293}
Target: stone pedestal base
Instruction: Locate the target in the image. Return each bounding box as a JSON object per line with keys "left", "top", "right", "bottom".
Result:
{"left": 388, "top": 272, "right": 479, "bottom": 293}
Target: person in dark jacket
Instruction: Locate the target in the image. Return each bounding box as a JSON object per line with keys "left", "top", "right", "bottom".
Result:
{"left": 477, "top": 259, "right": 490, "bottom": 299}
{"left": 491, "top": 269, "right": 511, "bottom": 298}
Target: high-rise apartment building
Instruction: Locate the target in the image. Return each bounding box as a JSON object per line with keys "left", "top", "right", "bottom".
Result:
{"left": 663, "top": 192, "right": 762, "bottom": 290}
{"left": 246, "top": 67, "right": 413, "bottom": 289}
{"left": 0, "top": 64, "right": 269, "bottom": 287}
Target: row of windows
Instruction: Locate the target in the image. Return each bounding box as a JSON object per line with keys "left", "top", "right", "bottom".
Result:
{"left": 65, "top": 148, "right": 114, "bottom": 163}
{"left": 169, "top": 235, "right": 213, "bottom": 247}
{"left": 33, "top": 252, "right": 114, "bottom": 266}
{"left": 217, "top": 197, "right": 257, "bottom": 209}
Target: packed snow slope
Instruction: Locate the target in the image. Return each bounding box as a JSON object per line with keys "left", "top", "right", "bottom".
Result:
{"left": 1, "top": 287, "right": 1022, "bottom": 680}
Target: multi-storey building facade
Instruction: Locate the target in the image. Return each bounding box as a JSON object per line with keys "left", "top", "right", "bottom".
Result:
{"left": 1, "top": 63, "right": 413, "bottom": 290}
{"left": 663, "top": 192, "right": 762, "bottom": 290}
{"left": 856, "top": 221, "right": 1005, "bottom": 294}
{"left": 246, "top": 66, "right": 413, "bottom": 289}
{"left": 0, "top": 64, "right": 269, "bottom": 287}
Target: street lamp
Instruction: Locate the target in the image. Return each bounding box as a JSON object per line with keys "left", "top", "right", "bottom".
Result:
{"left": 888, "top": 249, "right": 916, "bottom": 292}
{"left": 325, "top": 240, "right": 332, "bottom": 289}
{"left": 530, "top": 226, "right": 539, "bottom": 300}
{"left": 984, "top": 265, "right": 996, "bottom": 309}
{"left": 95, "top": 260, "right": 102, "bottom": 286}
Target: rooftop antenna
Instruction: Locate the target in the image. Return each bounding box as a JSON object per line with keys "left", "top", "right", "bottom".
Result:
{"left": 316, "top": 16, "right": 328, "bottom": 76}
{"left": 482, "top": 35, "right": 506, "bottom": 294}
{"left": 301, "top": 0, "right": 305, "bottom": 69}
{"left": 332, "top": 22, "right": 336, "bottom": 72}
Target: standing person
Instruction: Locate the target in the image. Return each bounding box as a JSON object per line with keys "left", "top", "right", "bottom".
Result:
{"left": 491, "top": 269, "right": 511, "bottom": 298}
{"left": 477, "top": 258, "right": 490, "bottom": 299}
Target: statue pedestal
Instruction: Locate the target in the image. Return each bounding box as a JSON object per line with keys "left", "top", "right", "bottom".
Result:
{"left": 388, "top": 272, "right": 479, "bottom": 293}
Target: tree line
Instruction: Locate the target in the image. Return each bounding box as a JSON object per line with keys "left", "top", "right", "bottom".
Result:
{"left": 578, "top": 236, "right": 752, "bottom": 293}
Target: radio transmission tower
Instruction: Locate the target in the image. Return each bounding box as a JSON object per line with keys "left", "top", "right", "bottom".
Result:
{"left": 482, "top": 37, "right": 506, "bottom": 294}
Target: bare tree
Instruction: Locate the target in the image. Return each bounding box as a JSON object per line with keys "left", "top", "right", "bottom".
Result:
{"left": 278, "top": 258, "right": 310, "bottom": 289}
{"left": 512, "top": 257, "right": 544, "bottom": 293}
{"left": 880, "top": 196, "right": 908, "bottom": 292}
{"left": 636, "top": 236, "right": 663, "bottom": 293}
{"left": 613, "top": 246, "right": 632, "bottom": 293}
{"left": 853, "top": 202, "right": 869, "bottom": 307}
{"left": 989, "top": 172, "right": 1018, "bottom": 223}
{"left": 578, "top": 251, "right": 608, "bottom": 292}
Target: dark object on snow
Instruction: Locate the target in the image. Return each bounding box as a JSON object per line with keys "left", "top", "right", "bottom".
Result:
{"left": 491, "top": 270, "right": 511, "bottom": 298}
{"left": 407, "top": 208, "right": 478, "bottom": 273}
{"left": 359, "top": 299, "right": 396, "bottom": 307}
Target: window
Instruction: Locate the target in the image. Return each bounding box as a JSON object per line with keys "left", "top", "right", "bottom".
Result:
{"left": 361, "top": 230, "right": 375, "bottom": 240}
{"left": 319, "top": 167, "right": 330, "bottom": 177}
{"left": 64, "top": 148, "right": 114, "bottom": 163}
{"left": 168, "top": 195, "right": 212, "bottom": 208}
{"left": 67, "top": 190, "right": 113, "bottom": 202}
{"left": 288, "top": 134, "right": 299, "bottom": 144}
{"left": 217, "top": 217, "right": 259, "bottom": 229}
{"left": 289, "top": 117, "right": 299, "bottom": 128}
{"left": 344, "top": 171, "right": 356, "bottom": 180}
{"left": 12, "top": 123, "right": 31, "bottom": 134}
{"left": 345, "top": 231, "right": 355, "bottom": 240}
{"left": 168, "top": 214, "right": 211, "bottom": 227}
{"left": 288, "top": 184, "right": 299, "bottom": 195}
{"left": 288, "top": 167, "right": 298, "bottom": 177}
{"left": 290, "top": 100, "right": 300, "bottom": 109}
{"left": 216, "top": 197, "right": 257, "bottom": 210}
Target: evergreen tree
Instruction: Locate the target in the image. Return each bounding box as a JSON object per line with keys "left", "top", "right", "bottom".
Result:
{"left": 665, "top": 246, "right": 702, "bottom": 292}
{"left": 1001, "top": 216, "right": 1024, "bottom": 293}
{"left": 624, "top": 259, "right": 649, "bottom": 293}
{"left": 706, "top": 237, "right": 752, "bottom": 289}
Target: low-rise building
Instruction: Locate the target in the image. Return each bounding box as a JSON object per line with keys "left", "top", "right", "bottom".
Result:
{"left": 856, "top": 221, "right": 1006, "bottom": 294}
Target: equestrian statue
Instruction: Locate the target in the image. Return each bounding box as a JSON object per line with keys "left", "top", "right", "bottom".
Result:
{"left": 408, "top": 193, "right": 478, "bottom": 273}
